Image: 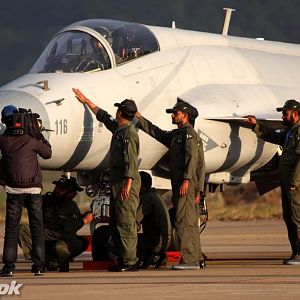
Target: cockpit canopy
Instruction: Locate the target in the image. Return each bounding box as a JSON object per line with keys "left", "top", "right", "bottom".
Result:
{"left": 30, "top": 19, "right": 160, "bottom": 74}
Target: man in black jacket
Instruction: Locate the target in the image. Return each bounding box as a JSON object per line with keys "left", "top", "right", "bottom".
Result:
{"left": 19, "top": 176, "right": 92, "bottom": 272}
{"left": 0, "top": 105, "right": 52, "bottom": 276}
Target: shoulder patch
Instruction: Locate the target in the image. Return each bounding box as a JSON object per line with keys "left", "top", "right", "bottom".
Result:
{"left": 186, "top": 134, "right": 193, "bottom": 139}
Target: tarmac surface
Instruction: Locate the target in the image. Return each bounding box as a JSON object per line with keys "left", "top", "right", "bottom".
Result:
{"left": 1, "top": 220, "right": 300, "bottom": 300}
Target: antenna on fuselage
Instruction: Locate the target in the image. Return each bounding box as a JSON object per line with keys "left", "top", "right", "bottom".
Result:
{"left": 222, "top": 7, "right": 235, "bottom": 35}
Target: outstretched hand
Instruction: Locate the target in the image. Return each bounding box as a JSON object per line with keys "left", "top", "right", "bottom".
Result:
{"left": 72, "top": 88, "right": 99, "bottom": 114}
{"left": 72, "top": 88, "right": 88, "bottom": 104}
{"left": 244, "top": 115, "right": 257, "bottom": 125}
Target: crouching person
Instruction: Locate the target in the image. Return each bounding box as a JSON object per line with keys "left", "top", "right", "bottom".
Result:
{"left": 19, "top": 176, "right": 93, "bottom": 272}
{"left": 137, "top": 172, "right": 172, "bottom": 269}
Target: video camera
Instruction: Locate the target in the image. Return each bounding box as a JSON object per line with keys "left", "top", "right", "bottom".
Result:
{"left": 11, "top": 108, "right": 42, "bottom": 139}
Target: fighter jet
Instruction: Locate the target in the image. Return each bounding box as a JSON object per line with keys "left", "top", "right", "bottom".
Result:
{"left": 0, "top": 18, "right": 300, "bottom": 194}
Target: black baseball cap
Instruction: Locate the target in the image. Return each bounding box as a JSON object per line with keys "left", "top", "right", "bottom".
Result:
{"left": 166, "top": 100, "right": 198, "bottom": 119}
{"left": 114, "top": 99, "right": 137, "bottom": 117}
{"left": 166, "top": 102, "right": 192, "bottom": 115}
{"left": 52, "top": 176, "right": 84, "bottom": 192}
{"left": 178, "top": 98, "right": 199, "bottom": 120}
{"left": 276, "top": 99, "right": 300, "bottom": 112}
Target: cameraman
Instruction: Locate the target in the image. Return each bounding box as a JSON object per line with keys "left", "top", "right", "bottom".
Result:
{"left": 0, "top": 105, "right": 52, "bottom": 276}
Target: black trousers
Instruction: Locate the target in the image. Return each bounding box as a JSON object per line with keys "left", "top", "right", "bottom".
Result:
{"left": 19, "top": 223, "right": 89, "bottom": 270}
{"left": 45, "top": 236, "right": 89, "bottom": 261}
{"left": 44, "top": 237, "right": 88, "bottom": 271}
{"left": 2, "top": 193, "right": 45, "bottom": 270}
{"left": 137, "top": 233, "right": 160, "bottom": 261}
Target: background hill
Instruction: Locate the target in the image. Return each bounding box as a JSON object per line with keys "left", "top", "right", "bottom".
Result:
{"left": 0, "top": 0, "right": 299, "bottom": 86}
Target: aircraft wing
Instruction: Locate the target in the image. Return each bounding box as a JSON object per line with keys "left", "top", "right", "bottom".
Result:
{"left": 177, "top": 83, "right": 289, "bottom": 131}
{"left": 204, "top": 116, "right": 284, "bottom": 129}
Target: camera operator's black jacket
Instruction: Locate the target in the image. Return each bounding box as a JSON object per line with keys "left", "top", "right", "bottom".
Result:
{"left": 0, "top": 129, "right": 52, "bottom": 188}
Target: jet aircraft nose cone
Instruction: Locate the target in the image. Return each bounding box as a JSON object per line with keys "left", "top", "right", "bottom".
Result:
{"left": 0, "top": 90, "right": 50, "bottom": 137}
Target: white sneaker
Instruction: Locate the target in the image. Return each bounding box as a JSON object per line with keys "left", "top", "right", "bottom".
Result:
{"left": 172, "top": 263, "right": 200, "bottom": 270}
{"left": 285, "top": 254, "right": 300, "bottom": 265}
{"left": 282, "top": 253, "right": 296, "bottom": 265}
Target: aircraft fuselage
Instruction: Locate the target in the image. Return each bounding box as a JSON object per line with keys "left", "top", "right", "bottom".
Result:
{"left": 1, "top": 19, "right": 300, "bottom": 186}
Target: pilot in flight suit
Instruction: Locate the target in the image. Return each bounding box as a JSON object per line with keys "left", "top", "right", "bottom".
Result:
{"left": 246, "top": 99, "right": 300, "bottom": 265}
{"left": 135, "top": 100, "right": 206, "bottom": 270}
{"left": 72, "top": 88, "right": 141, "bottom": 272}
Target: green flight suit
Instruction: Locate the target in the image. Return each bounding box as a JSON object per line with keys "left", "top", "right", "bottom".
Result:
{"left": 253, "top": 120, "right": 300, "bottom": 254}
{"left": 195, "top": 136, "right": 206, "bottom": 195}
{"left": 96, "top": 109, "right": 141, "bottom": 265}
{"left": 137, "top": 116, "right": 205, "bottom": 264}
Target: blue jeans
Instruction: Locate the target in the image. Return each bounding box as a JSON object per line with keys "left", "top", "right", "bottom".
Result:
{"left": 2, "top": 193, "right": 45, "bottom": 270}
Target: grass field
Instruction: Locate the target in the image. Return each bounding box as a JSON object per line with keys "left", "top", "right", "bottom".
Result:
{"left": 206, "top": 192, "right": 282, "bottom": 221}
{"left": 206, "top": 183, "right": 282, "bottom": 220}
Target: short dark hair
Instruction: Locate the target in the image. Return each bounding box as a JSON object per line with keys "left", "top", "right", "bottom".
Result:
{"left": 139, "top": 171, "right": 152, "bottom": 188}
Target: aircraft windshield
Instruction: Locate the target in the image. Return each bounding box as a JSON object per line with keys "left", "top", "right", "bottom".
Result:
{"left": 30, "top": 19, "right": 159, "bottom": 74}
{"left": 30, "top": 31, "right": 111, "bottom": 73}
